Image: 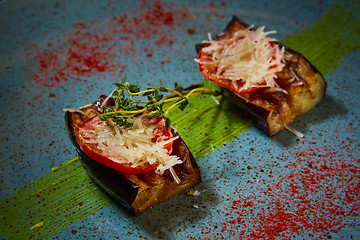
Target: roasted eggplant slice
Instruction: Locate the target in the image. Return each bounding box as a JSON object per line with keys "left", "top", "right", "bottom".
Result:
{"left": 195, "top": 16, "right": 326, "bottom": 136}
{"left": 65, "top": 97, "right": 201, "bottom": 215}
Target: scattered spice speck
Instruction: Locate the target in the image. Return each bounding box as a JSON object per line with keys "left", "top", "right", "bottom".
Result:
{"left": 199, "top": 119, "right": 360, "bottom": 239}
{"left": 25, "top": 0, "right": 190, "bottom": 91}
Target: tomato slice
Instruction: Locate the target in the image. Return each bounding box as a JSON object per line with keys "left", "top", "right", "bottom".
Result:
{"left": 196, "top": 50, "right": 263, "bottom": 94}
{"left": 76, "top": 116, "right": 173, "bottom": 174}
{"left": 145, "top": 115, "right": 173, "bottom": 154}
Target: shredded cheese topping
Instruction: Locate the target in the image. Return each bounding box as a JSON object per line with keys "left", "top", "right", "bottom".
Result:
{"left": 78, "top": 117, "right": 182, "bottom": 176}
{"left": 195, "top": 26, "right": 285, "bottom": 92}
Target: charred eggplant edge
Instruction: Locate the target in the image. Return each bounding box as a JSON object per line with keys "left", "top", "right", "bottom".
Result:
{"left": 65, "top": 111, "right": 140, "bottom": 213}
{"left": 65, "top": 110, "right": 201, "bottom": 215}
{"left": 195, "top": 15, "right": 327, "bottom": 136}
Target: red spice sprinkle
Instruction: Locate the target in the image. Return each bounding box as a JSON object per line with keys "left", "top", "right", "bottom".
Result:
{"left": 199, "top": 120, "right": 360, "bottom": 239}
{"left": 25, "top": 0, "right": 190, "bottom": 90}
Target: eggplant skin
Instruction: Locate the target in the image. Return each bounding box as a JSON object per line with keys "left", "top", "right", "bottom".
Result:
{"left": 196, "top": 16, "right": 327, "bottom": 136}
{"left": 65, "top": 101, "right": 201, "bottom": 215}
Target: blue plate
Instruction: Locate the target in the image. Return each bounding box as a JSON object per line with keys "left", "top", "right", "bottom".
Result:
{"left": 1, "top": 0, "right": 359, "bottom": 239}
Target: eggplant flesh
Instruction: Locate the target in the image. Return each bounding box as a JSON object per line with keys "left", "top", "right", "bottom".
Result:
{"left": 65, "top": 97, "right": 201, "bottom": 215}
{"left": 196, "top": 16, "right": 327, "bottom": 136}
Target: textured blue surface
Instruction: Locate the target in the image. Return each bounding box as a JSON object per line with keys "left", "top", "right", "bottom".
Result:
{"left": 1, "top": 0, "right": 359, "bottom": 239}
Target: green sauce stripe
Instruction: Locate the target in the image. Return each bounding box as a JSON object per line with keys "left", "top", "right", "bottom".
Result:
{"left": 168, "top": 95, "right": 252, "bottom": 159}
{"left": 1, "top": 3, "right": 359, "bottom": 239}
{"left": 281, "top": 3, "right": 360, "bottom": 76}
{"left": 0, "top": 157, "right": 112, "bottom": 239}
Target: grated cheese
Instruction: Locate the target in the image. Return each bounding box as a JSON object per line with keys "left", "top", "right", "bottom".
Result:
{"left": 188, "top": 189, "right": 207, "bottom": 196}
{"left": 78, "top": 117, "right": 183, "bottom": 179}
{"left": 101, "top": 88, "right": 116, "bottom": 108}
{"left": 195, "top": 26, "right": 285, "bottom": 93}
{"left": 285, "top": 125, "right": 304, "bottom": 138}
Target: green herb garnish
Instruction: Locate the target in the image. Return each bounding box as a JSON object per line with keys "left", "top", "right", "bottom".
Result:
{"left": 98, "top": 77, "right": 220, "bottom": 129}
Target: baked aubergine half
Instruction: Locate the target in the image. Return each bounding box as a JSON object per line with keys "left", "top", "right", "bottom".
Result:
{"left": 65, "top": 95, "right": 201, "bottom": 215}
{"left": 195, "top": 16, "right": 327, "bottom": 136}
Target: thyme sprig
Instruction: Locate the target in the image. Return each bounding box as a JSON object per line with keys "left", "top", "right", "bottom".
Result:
{"left": 98, "top": 77, "right": 220, "bottom": 129}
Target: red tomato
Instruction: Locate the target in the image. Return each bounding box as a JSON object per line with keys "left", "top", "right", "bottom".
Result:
{"left": 76, "top": 115, "right": 173, "bottom": 174}
{"left": 144, "top": 115, "right": 173, "bottom": 154}
{"left": 197, "top": 49, "right": 262, "bottom": 93}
